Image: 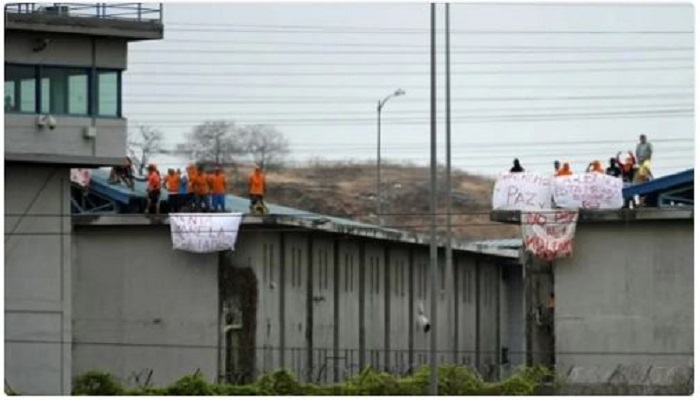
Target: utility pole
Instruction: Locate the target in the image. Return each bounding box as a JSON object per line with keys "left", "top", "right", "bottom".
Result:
{"left": 428, "top": 1, "right": 439, "bottom": 396}
{"left": 445, "top": 1, "right": 455, "bottom": 364}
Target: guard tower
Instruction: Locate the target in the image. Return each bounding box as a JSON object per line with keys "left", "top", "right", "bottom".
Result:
{"left": 4, "top": 4, "right": 163, "bottom": 394}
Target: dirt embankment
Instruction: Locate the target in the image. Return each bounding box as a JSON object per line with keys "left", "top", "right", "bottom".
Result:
{"left": 228, "top": 161, "right": 518, "bottom": 241}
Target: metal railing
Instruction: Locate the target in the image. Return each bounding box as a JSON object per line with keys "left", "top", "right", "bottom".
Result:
{"left": 5, "top": 3, "right": 162, "bottom": 23}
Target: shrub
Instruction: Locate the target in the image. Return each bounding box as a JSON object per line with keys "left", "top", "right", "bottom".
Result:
{"left": 496, "top": 365, "right": 553, "bottom": 395}
{"left": 409, "top": 364, "right": 485, "bottom": 395}
{"left": 71, "top": 365, "right": 549, "bottom": 396}
{"left": 255, "top": 369, "right": 302, "bottom": 395}
{"left": 72, "top": 371, "right": 124, "bottom": 395}
{"left": 165, "top": 371, "right": 215, "bottom": 396}
{"left": 340, "top": 367, "right": 400, "bottom": 395}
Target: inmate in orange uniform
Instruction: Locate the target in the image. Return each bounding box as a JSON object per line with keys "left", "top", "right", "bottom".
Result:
{"left": 192, "top": 170, "right": 210, "bottom": 212}
{"left": 210, "top": 168, "right": 227, "bottom": 212}
{"left": 248, "top": 165, "right": 266, "bottom": 209}
{"left": 164, "top": 170, "right": 181, "bottom": 212}
{"left": 145, "top": 165, "right": 161, "bottom": 215}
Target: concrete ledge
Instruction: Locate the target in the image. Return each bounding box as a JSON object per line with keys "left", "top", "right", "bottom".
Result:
{"left": 7, "top": 13, "right": 163, "bottom": 40}
{"left": 71, "top": 213, "right": 515, "bottom": 257}
{"left": 490, "top": 208, "right": 694, "bottom": 224}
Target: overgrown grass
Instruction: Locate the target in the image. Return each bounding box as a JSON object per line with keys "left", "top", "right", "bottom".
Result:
{"left": 70, "top": 365, "right": 552, "bottom": 396}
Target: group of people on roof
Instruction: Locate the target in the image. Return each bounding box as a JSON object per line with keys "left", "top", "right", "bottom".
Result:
{"left": 510, "top": 134, "right": 654, "bottom": 184}
{"left": 109, "top": 158, "right": 268, "bottom": 216}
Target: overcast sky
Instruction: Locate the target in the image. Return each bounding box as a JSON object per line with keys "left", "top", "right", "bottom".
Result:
{"left": 124, "top": 2, "right": 694, "bottom": 178}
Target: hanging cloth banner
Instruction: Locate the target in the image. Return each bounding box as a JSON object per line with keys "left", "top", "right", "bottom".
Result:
{"left": 522, "top": 210, "right": 579, "bottom": 261}
{"left": 169, "top": 213, "right": 243, "bottom": 253}
{"left": 492, "top": 172, "right": 553, "bottom": 211}
{"left": 70, "top": 169, "right": 92, "bottom": 188}
{"left": 553, "top": 173, "right": 624, "bottom": 210}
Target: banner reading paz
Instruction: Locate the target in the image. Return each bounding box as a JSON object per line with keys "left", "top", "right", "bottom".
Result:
{"left": 169, "top": 213, "right": 243, "bottom": 253}
{"left": 492, "top": 172, "right": 553, "bottom": 211}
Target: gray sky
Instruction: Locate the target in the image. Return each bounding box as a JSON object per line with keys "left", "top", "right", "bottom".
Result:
{"left": 124, "top": 2, "right": 694, "bottom": 178}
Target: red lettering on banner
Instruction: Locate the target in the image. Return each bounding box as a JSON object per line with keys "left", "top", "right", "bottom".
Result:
{"left": 555, "top": 211, "right": 576, "bottom": 223}
{"left": 525, "top": 212, "right": 546, "bottom": 226}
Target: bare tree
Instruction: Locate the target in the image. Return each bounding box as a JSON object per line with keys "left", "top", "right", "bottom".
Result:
{"left": 186, "top": 120, "right": 241, "bottom": 165}
{"left": 128, "top": 125, "right": 163, "bottom": 176}
{"left": 235, "top": 124, "right": 290, "bottom": 168}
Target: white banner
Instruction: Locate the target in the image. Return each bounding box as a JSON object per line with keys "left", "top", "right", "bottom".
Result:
{"left": 492, "top": 172, "right": 553, "bottom": 211}
{"left": 70, "top": 169, "right": 92, "bottom": 188}
{"left": 553, "top": 173, "right": 624, "bottom": 210}
{"left": 169, "top": 213, "right": 243, "bottom": 253}
{"left": 522, "top": 210, "right": 579, "bottom": 261}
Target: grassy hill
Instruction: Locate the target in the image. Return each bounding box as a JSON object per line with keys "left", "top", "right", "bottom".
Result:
{"left": 229, "top": 160, "right": 518, "bottom": 241}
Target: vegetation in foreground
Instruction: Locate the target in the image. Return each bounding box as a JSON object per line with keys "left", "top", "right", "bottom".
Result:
{"left": 69, "top": 364, "right": 552, "bottom": 396}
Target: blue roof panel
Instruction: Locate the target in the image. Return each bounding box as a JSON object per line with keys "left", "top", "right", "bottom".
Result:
{"left": 622, "top": 168, "right": 694, "bottom": 199}
{"left": 88, "top": 169, "right": 381, "bottom": 230}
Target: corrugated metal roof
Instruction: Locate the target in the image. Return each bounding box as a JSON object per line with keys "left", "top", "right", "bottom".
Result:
{"left": 622, "top": 168, "right": 694, "bottom": 199}
{"left": 88, "top": 169, "right": 396, "bottom": 231}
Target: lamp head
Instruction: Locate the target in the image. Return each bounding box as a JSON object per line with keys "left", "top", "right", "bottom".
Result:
{"left": 394, "top": 88, "right": 406, "bottom": 97}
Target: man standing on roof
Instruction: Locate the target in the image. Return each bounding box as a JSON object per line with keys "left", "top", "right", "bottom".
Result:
{"left": 186, "top": 164, "right": 197, "bottom": 211}
{"left": 210, "top": 166, "right": 227, "bottom": 212}
{"left": 605, "top": 157, "right": 621, "bottom": 178}
{"left": 586, "top": 160, "right": 604, "bottom": 174}
{"left": 555, "top": 162, "right": 573, "bottom": 176}
{"left": 248, "top": 164, "right": 267, "bottom": 214}
{"left": 145, "top": 164, "right": 161, "bottom": 215}
{"left": 510, "top": 158, "right": 524, "bottom": 173}
{"left": 617, "top": 151, "right": 637, "bottom": 183}
{"left": 636, "top": 134, "right": 653, "bottom": 165}
{"left": 178, "top": 168, "right": 189, "bottom": 212}
{"left": 192, "top": 167, "right": 210, "bottom": 212}
{"left": 164, "top": 169, "right": 180, "bottom": 213}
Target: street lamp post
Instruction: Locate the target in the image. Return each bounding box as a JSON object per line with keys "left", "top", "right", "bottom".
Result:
{"left": 376, "top": 88, "right": 406, "bottom": 223}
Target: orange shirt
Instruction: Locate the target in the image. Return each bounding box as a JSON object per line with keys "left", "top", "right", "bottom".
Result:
{"left": 210, "top": 174, "right": 226, "bottom": 194}
{"left": 193, "top": 174, "right": 209, "bottom": 195}
{"left": 147, "top": 171, "right": 161, "bottom": 191}
{"left": 249, "top": 172, "right": 266, "bottom": 195}
{"left": 187, "top": 170, "right": 197, "bottom": 193}
{"left": 165, "top": 174, "right": 180, "bottom": 193}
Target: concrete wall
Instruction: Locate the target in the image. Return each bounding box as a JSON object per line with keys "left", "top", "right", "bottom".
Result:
{"left": 223, "top": 227, "right": 517, "bottom": 384}
{"left": 72, "top": 225, "right": 219, "bottom": 387}
{"left": 5, "top": 163, "right": 72, "bottom": 395}
{"left": 554, "top": 219, "right": 693, "bottom": 388}
{"left": 503, "top": 264, "right": 525, "bottom": 370}
{"left": 5, "top": 30, "right": 128, "bottom": 164}
{"left": 5, "top": 31, "right": 127, "bottom": 68}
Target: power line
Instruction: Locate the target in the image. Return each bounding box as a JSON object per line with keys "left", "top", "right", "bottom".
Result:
{"left": 162, "top": 26, "right": 694, "bottom": 35}
{"left": 134, "top": 39, "right": 696, "bottom": 52}
{"left": 49, "top": 112, "right": 692, "bottom": 128}
{"left": 128, "top": 109, "right": 692, "bottom": 123}
{"left": 130, "top": 47, "right": 693, "bottom": 55}
{"left": 124, "top": 66, "right": 692, "bottom": 76}
{"left": 122, "top": 82, "right": 691, "bottom": 89}
{"left": 36, "top": 112, "right": 689, "bottom": 128}
{"left": 126, "top": 103, "right": 693, "bottom": 116}
{"left": 120, "top": 93, "right": 693, "bottom": 102}
{"left": 164, "top": 20, "right": 693, "bottom": 32}
{"left": 127, "top": 56, "right": 693, "bottom": 67}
